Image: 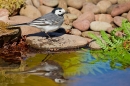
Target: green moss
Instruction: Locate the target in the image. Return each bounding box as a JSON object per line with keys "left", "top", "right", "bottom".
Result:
{"left": 0, "top": 0, "right": 25, "bottom": 15}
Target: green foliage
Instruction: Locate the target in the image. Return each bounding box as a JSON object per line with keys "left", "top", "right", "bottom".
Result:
{"left": 89, "top": 20, "right": 130, "bottom": 69}
{"left": 0, "top": 0, "right": 25, "bottom": 15}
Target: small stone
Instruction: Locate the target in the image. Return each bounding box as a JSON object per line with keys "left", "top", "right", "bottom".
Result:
{"left": 25, "top": 0, "right": 33, "bottom": 5}
{"left": 64, "top": 14, "right": 77, "bottom": 21}
{"left": 113, "top": 16, "right": 127, "bottom": 26}
{"left": 111, "top": 2, "right": 130, "bottom": 17}
{"left": 121, "top": 13, "right": 128, "bottom": 18}
{"left": 81, "top": 3, "right": 100, "bottom": 14}
{"left": 89, "top": 41, "right": 101, "bottom": 50}
{"left": 71, "top": 29, "right": 82, "bottom": 36}
{"left": 68, "top": 7, "right": 82, "bottom": 17}
{"left": 67, "top": 0, "right": 83, "bottom": 9}
{"left": 95, "top": 14, "right": 113, "bottom": 23}
{"left": 0, "top": 9, "right": 9, "bottom": 22}
{"left": 58, "top": 0, "right": 68, "bottom": 12}
{"left": 97, "top": 0, "right": 112, "bottom": 13}
{"left": 81, "top": 31, "right": 100, "bottom": 38}
{"left": 77, "top": 11, "right": 95, "bottom": 23}
{"left": 118, "top": 0, "right": 130, "bottom": 4}
{"left": 90, "top": 21, "right": 112, "bottom": 31}
{"left": 32, "top": 0, "right": 40, "bottom": 8}
{"left": 38, "top": 5, "right": 53, "bottom": 15}
{"left": 20, "top": 5, "right": 41, "bottom": 19}
{"left": 73, "top": 19, "right": 90, "bottom": 31}
{"left": 127, "top": 11, "right": 130, "bottom": 22}
{"left": 40, "top": 0, "right": 59, "bottom": 7}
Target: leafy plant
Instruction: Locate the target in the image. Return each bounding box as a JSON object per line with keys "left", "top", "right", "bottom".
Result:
{"left": 89, "top": 20, "right": 130, "bottom": 69}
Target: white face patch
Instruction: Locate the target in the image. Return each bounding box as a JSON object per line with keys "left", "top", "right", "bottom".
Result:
{"left": 55, "top": 9, "right": 66, "bottom": 16}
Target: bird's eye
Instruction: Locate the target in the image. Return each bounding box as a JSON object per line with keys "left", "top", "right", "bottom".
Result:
{"left": 59, "top": 11, "right": 61, "bottom": 12}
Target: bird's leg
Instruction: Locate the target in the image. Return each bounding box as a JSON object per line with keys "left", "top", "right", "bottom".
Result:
{"left": 45, "top": 32, "right": 51, "bottom": 39}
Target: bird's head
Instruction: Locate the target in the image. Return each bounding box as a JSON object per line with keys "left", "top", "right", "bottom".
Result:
{"left": 52, "top": 8, "right": 66, "bottom": 16}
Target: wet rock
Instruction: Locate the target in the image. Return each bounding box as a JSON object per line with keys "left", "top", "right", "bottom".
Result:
{"left": 40, "top": 0, "right": 59, "bottom": 7}
{"left": 95, "top": 14, "right": 113, "bottom": 23}
{"left": 70, "top": 28, "right": 82, "bottom": 36}
{"left": 20, "top": 5, "right": 41, "bottom": 19}
{"left": 97, "top": 0, "right": 112, "bottom": 13}
{"left": 113, "top": 16, "right": 127, "bottom": 26}
{"left": 0, "top": 9, "right": 9, "bottom": 22}
{"left": 90, "top": 21, "right": 112, "bottom": 31}
{"left": 38, "top": 5, "right": 53, "bottom": 16}
{"left": 81, "top": 31, "right": 100, "bottom": 38}
{"left": 73, "top": 19, "right": 90, "bottom": 31}
{"left": 111, "top": 2, "right": 130, "bottom": 17}
{"left": 32, "top": 0, "right": 40, "bottom": 8}
{"left": 68, "top": 7, "right": 82, "bottom": 17}
{"left": 67, "top": 0, "right": 83, "bottom": 9}
{"left": 26, "top": 34, "right": 88, "bottom": 50}
{"left": 81, "top": 3, "right": 100, "bottom": 14}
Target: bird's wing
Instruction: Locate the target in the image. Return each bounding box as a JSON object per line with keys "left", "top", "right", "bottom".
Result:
{"left": 29, "top": 17, "right": 53, "bottom": 26}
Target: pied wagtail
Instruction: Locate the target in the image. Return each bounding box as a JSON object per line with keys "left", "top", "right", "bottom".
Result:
{"left": 9, "top": 8, "right": 66, "bottom": 38}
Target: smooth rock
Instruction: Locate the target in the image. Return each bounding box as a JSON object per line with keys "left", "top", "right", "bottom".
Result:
{"left": 67, "top": 0, "right": 83, "bottom": 9}
{"left": 108, "top": 0, "right": 117, "bottom": 4}
{"left": 26, "top": 34, "right": 88, "bottom": 50}
{"left": 106, "top": 4, "right": 118, "bottom": 14}
{"left": 95, "top": 14, "right": 113, "bottom": 23}
{"left": 81, "top": 3, "right": 100, "bottom": 14}
{"left": 9, "top": 16, "right": 33, "bottom": 25}
{"left": 68, "top": 7, "right": 82, "bottom": 17}
{"left": 73, "top": 19, "right": 90, "bottom": 31}
{"left": 113, "top": 16, "right": 127, "bottom": 26}
{"left": 77, "top": 11, "right": 95, "bottom": 23}
{"left": 38, "top": 5, "right": 53, "bottom": 16}
{"left": 32, "top": 0, "right": 40, "bottom": 8}
{"left": 127, "top": 11, "right": 130, "bottom": 22}
{"left": 85, "top": 0, "right": 100, "bottom": 4}
{"left": 20, "top": 26, "right": 41, "bottom": 35}
{"left": 70, "top": 29, "right": 82, "bottom": 36}
{"left": 118, "top": 0, "right": 130, "bottom": 4}
{"left": 111, "top": 2, "right": 130, "bottom": 17}
{"left": 58, "top": 0, "right": 68, "bottom": 12}
{"left": 61, "top": 24, "right": 72, "bottom": 31}
{"left": 25, "top": 0, "right": 33, "bottom": 5}
{"left": 121, "top": 13, "right": 128, "bottom": 18}
{"left": 97, "top": 0, "right": 112, "bottom": 13}
{"left": 40, "top": 0, "right": 59, "bottom": 7}
{"left": 81, "top": 31, "right": 100, "bottom": 38}
{"left": 90, "top": 21, "right": 112, "bottom": 31}
{"left": 0, "top": 9, "right": 9, "bottom": 22}
{"left": 64, "top": 14, "right": 77, "bottom": 21}
{"left": 20, "top": 5, "right": 41, "bottom": 19}
{"left": 89, "top": 41, "right": 101, "bottom": 50}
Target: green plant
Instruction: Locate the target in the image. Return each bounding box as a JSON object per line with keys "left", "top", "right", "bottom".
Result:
{"left": 89, "top": 20, "right": 130, "bottom": 69}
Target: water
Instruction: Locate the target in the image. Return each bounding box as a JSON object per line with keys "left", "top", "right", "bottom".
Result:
{"left": 0, "top": 50, "right": 130, "bottom": 86}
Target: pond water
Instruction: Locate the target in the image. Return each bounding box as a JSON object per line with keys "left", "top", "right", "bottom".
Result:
{"left": 0, "top": 50, "right": 130, "bottom": 86}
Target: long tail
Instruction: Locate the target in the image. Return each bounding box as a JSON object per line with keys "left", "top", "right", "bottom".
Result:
{"left": 7, "top": 23, "right": 29, "bottom": 28}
